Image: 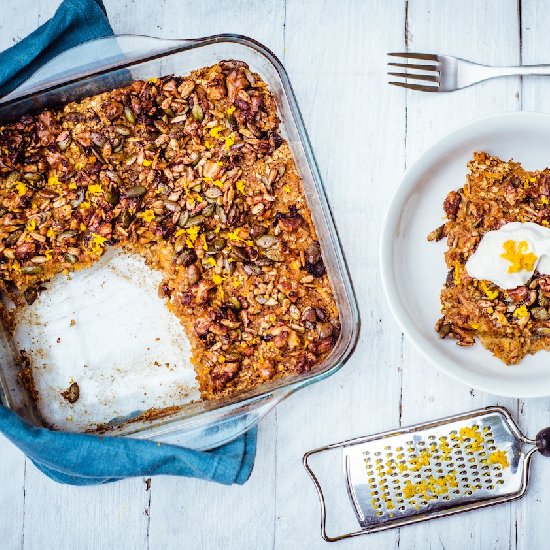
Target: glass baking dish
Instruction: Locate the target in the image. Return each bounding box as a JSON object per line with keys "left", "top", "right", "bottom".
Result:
{"left": 0, "top": 34, "right": 359, "bottom": 449}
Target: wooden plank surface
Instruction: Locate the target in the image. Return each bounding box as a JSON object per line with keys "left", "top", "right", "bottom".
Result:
{"left": 399, "top": 2, "right": 521, "bottom": 549}
{"left": 515, "top": 4, "right": 550, "bottom": 550}
{"left": 274, "top": 1, "right": 405, "bottom": 547}
{"left": 1, "top": 1, "right": 550, "bottom": 549}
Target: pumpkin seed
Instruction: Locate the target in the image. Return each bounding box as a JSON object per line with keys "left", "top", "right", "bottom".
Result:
{"left": 184, "top": 215, "right": 204, "bottom": 228}
{"left": 202, "top": 203, "right": 215, "bottom": 217}
{"left": 245, "top": 69, "right": 256, "bottom": 85}
{"left": 120, "top": 210, "right": 133, "bottom": 228}
{"left": 536, "top": 327, "right": 550, "bottom": 335}
{"left": 21, "top": 265, "right": 43, "bottom": 276}
{"left": 90, "top": 146, "right": 105, "bottom": 165}
{"left": 112, "top": 137, "right": 125, "bottom": 153}
{"left": 229, "top": 297, "right": 241, "bottom": 310}
{"left": 126, "top": 185, "right": 147, "bottom": 198}
{"left": 177, "top": 210, "right": 190, "bottom": 227}
{"left": 124, "top": 106, "right": 136, "bottom": 124}
{"left": 23, "top": 173, "right": 41, "bottom": 182}
{"left": 104, "top": 190, "right": 119, "bottom": 205}
{"left": 212, "top": 238, "right": 226, "bottom": 251}
{"left": 192, "top": 104, "right": 204, "bottom": 122}
{"left": 64, "top": 253, "right": 78, "bottom": 264}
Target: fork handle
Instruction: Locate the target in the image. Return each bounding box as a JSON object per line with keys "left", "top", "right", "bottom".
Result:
{"left": 488, "top": 65, "right": 550, "bottom": 77}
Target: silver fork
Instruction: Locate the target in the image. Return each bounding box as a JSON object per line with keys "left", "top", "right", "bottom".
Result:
{"left": 388, "top": 52, "right": 550, "bottom": 92}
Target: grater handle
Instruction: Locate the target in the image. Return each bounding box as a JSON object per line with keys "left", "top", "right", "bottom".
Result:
{"left": 536, "top": 427, "right": 550, "bottom": 457}
{"left": 303, "top": 446, "right": 370, "bottom": 542}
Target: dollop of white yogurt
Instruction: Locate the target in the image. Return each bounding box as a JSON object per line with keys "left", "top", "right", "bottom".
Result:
{"left": 465, "top": 222, "right": 550, "bottom": 289}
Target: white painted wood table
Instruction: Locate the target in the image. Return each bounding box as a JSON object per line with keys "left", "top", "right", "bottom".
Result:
{"left": 2, "top": 1, "right": 550, "bottom": 548}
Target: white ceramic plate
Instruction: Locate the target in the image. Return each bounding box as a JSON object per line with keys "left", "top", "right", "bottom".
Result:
{"left": 380, "top": 111, "right": 550, "bottom": 398}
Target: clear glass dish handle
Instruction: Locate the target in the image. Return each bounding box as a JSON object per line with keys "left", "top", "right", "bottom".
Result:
{"left": 4, "top": 35, "right": 199, "bottom": 101}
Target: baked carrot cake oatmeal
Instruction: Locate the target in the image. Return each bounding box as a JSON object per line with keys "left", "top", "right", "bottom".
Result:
{"left": 0, "top": 61, "right": 339, "bottom": 401}
{"left": 429, "top": 151, "right": 550, "bottom": 365}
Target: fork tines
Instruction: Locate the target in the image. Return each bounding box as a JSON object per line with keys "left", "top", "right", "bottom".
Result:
{"left": 387, "top": 52, "right": 440, "bottom": 92}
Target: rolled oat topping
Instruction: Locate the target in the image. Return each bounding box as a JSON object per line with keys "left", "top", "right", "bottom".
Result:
{"left": 0, "top": 61, "right": 339, "bottom": 399}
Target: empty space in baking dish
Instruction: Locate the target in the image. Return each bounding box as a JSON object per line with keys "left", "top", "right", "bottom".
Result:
{"left": 2, "top": 249, "right": 199, "bottom": 432}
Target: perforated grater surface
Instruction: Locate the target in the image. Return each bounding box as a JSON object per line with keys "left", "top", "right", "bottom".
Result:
{"left": 303, "top": 406, "right": 550, "bottom": 542}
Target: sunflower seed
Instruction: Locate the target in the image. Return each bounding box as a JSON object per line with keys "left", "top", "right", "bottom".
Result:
{"left": 205, "top": 187, "right": 222, "bottom": 199}
{"left": 71, "top": 188, "right": 85, "bottom": 207}
{"left": 124, "top": 106, "right": 136, "bottom": 124}
{"left": 255, "top": 235, "right": 277, "bottom": 248}
{"left": 58, "top": 230, "right": 77, "bottom": 240}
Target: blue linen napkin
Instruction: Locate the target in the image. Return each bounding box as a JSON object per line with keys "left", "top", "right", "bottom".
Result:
{"left": 0, "top": 0, "right": 257, "bottom": 486}
{"left": 0, "top": 408, "right": 257, "bottom": 486}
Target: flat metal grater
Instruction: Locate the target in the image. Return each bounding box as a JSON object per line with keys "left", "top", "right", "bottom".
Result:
{"left": 303, "top": 406, "right": 550, "bottom": 542}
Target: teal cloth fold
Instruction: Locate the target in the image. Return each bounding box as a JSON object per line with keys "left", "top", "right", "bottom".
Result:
{"left": 0, "top": 408, "right": 257, "bottom": 486}
{"left": 0, "top": 0, "right": 257, "bottom": 486}
{"left": 0, "top": 0, "right": 114, "bottom": 97}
